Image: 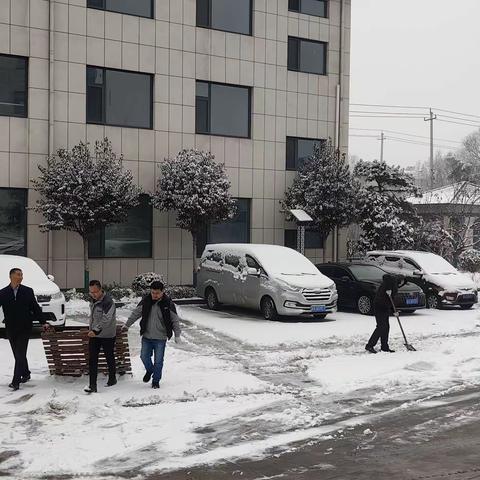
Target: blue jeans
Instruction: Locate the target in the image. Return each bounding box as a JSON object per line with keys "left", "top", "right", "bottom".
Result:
{"left": 140, "top": 338, "right": 167, "bottom": 383}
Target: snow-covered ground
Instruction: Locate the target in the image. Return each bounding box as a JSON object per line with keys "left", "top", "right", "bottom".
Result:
{"left": 1, "top": 301, "right": 480, "bottom": 478}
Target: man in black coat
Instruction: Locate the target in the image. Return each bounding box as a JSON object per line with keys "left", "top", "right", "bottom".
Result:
{"left": 0, "top": 268, "right": 46, "bottom": 390}
{"left": 365, "top": 274, "right": 404, "bottom": 354}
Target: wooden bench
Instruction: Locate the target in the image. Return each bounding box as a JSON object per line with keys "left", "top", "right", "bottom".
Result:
{"left": 41, "top": 325, "right": 132, "bottom": 377}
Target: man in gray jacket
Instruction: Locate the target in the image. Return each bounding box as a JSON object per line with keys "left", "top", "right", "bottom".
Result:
{"left": 123, "top": 281, "right": 181, "bottom": 389}
{"left": 84, "top": 280, "right": 117, "bottom": 393}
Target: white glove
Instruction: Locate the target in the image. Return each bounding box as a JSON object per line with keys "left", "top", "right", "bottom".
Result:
{"left": 386, "top": 289, "right": 392, "bottom": 296}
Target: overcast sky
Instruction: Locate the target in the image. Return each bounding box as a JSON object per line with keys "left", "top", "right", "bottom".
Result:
{"left": 349, "top": 0, "right": 480, "bottom": 169}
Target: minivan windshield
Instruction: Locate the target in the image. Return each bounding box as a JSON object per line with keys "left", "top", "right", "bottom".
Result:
{"left": 257, "top": 249, "right": 319, "bottom": 276}
{"left": 412, "top": 253, "right": 458, "bottom": 275}
{"left": 349, "top": 265, "right": 385, "bottom": 282}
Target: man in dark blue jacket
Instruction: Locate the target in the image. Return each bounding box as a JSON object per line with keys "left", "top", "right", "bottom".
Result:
{"left": 0, "top": 268, "right": 46, "bottom": 390}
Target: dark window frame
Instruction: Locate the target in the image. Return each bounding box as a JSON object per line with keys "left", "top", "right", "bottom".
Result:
{"left": 88, "top": 194, "right": 153, "bottom": 259}
{"left": 288, "top": 0, "right": 329, "bottom": 18}
{"left": 87, "top": 0, "right": 154, "bottom": 19}
{"left": 0, "top": 54, "right": 28, "bottom": 119}
{"left": 0, "top": 187, "right": 28, "bottom": 256}
{"left": 86, "top": 65, "right": 154, "bottom": 130}
{"left": 195, "top": 80, "right": 252, "bottom": 139}
{"left": 196, "top": 0, "right": 253, "bottom": 36}
{"left": 197, "top": 198, "right": 251, "bottom": 256}
{"left": 288, "top": 36, "right": 328, "bottom": 75}
{"left": 286, "top": 136, "right": 326, "bottom": 171}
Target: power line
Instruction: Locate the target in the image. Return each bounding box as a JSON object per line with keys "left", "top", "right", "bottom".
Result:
{"left": 434, "top": 108, "right": 480, "bottom": 120}
{"left": 349, "top": 127, "right": 462, "bottom": 144}
{"left": 349, "top": 114, "right": 426, "bottom": 119}
{"left": 350, "top": 103, "right": 428, "bottom": 110}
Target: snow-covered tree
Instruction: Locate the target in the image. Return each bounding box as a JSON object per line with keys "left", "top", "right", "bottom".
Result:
{"left": 281, "top": 140, "right": 359, "bottom": 245}
{"left": 354, "top": 160, "right": 420, "bottom": 251}
{"left": 32, "top": 139, "right": 141, "bottom": 288}
{"left": 458, "top": 249, "right": 480, "bottom": 273}
{"left": 412, "top": 219, "right": 455, "bottom": 261}
{"left": 152, "top": 149, "right": 236, "bottom": 283}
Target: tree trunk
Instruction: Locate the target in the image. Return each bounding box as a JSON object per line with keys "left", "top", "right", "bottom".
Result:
{"left": 192, "top": 232, "right": 198, "bottom": 287}
{"left": 83, "top": 236, "right": 90, "bottom": 291}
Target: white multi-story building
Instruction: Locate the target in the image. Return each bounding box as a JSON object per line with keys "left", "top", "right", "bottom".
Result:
{"left": 0, "top": 0, "right": 351, "bottom": 288}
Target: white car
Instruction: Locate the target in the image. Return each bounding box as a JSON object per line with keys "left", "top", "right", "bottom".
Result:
{"left": 0, "top": 255, "right": 66, "bottom": 330}
{"left": 366, "top": 250, "right": 478, "bottom": 309}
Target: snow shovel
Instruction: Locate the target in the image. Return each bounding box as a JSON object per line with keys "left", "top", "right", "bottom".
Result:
{"left": 388, "top": 295, "right": 417, "bottom": 352}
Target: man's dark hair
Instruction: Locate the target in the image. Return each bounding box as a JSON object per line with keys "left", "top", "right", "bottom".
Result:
{"left": 150, "top": 281, "right": 164, "bottom": 291}
{"left": 89, "top": 280, "right": 102, "bottom": 289}
{"left": 9, "top": 268, "right": 22, "bottom": 276}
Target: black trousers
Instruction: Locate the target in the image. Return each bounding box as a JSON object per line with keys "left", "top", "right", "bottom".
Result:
{"left": 88, "top": 337, "right": 116, "bottom": 387}
{"left": 8, "top": 330, "right": 31, "bottom": 385}
{"left": 367, "top": 310, "right": 390, "bottom": 350}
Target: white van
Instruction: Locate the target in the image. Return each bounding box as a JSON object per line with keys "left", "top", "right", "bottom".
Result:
{"left": 366, "top": 250, "right": 478, "bottom": 309}
{"left": 0, "top": 255, "right": 66, "bottom": 330}
{"left": 197, "top": 244, "right": 338, "bottom": 320}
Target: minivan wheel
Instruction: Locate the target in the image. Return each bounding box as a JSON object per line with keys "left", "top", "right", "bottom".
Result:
{"left": 261, "top": 297, "right": 278, "bottom": 321}
{"left": 205, "top": 288, "right": 220, "bottom": 310}
{"left": 427, "top": 293, "right": 440, "bottom": 309}
{"left": 357, "top": 295, "right": 373, "bottom": 315}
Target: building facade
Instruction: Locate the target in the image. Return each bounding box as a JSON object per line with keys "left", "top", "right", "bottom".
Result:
{"left": 0, "top": 0, "right": 351, "bottom": 288}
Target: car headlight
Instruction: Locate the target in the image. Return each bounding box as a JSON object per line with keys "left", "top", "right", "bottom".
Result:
{"left": 51, "top": 291, "right": 64, "bottom": 300}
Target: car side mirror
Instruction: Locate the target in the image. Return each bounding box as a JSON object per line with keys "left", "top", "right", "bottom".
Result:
{"left": 412, "top": 270, "right": 424, "bottom": 278}
{"left": 47, "top": 274, "right": 55, "bottom": 281}
{"left": 247, "top": 267, "right": 260, "bottom": 276}
{"left": 340, "top": 276, "right": 351, "bottom": 282}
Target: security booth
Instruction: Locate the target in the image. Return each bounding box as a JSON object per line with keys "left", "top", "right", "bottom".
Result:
{"left": 289, "top": 209, "right": 314, "bottom": 255}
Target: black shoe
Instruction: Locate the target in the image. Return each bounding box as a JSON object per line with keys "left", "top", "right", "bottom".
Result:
{"left": 381, "top": 348, "right": 395, "bottom": 353}
{"left": 143, "top": 371, "right": 152, "bottom": 383}
{"left": 365, "top": 345, "right": 377, "bottom": 354}
{"left": 152, "top": 381, "right": 160, "bottom": 389}
{"left": 84, "top": 385, "right": 97, "bottom": 393}
{"left": 106, "top": 378, "right": 117, "bottom": 387}
{"left": 20, "top": 374, "right": 31, "bottom": 383}
{"left": 8, "top": 383, "right": 20, "bottom": 391}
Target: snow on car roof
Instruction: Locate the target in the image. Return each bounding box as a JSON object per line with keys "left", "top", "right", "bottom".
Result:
{"left": 0, "top": 254, "right": 51, "bottom": 285}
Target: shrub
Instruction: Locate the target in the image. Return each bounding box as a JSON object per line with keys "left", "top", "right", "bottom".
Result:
{"left": 103, "top": 283, "right": 135, "bottom": 301}
{"left": 458, "top": 249, "right": 480, "bottom": 273}
{"left": 166, "top": 285, "right": 196, "bottom": 299}
{"left": 131, "top": 272, "right": 164, "bottom": 295}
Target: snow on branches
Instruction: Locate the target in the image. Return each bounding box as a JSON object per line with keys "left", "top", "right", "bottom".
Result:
{"left": 32, "top": 138, "right": 141, "bottom": 237}
{"left": 152, "top": 149, "right": 236, "bottom": 234}
{"left": 282, "top": 140, "right": 359, "bottom": 237}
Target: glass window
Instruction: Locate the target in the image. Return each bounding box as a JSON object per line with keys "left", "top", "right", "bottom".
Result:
{"left": 196, "top": 81, "right": 251, "bottom": 138}
{"left": 288, "top": 37, "right": 327, "bottom": 75}
{"left": 286, "top": 137, "right": 325, "bottom": 171}
{"left": 197, "top": 0, "right": 252, "bottom": 35}
{"left": 289, "top": 0, "right": 328, "bottom": 17}
{"left": 197, "top": 199, "right": 251, "bottom": 255}
{"left": 89, "top": 195, "right": 152, "bottom": 258}
{"left": 87, "top": 0, "right": 153, "bottom": 18}
{"left": 284, "top": 228, "right": 324, "bottom": 249}
{"left": 0, "top": 55, "right": 28, "bottom": 118}
{"left": 349, "top": 265, "right": 385, "bottom": 282}
{"left": 0, "top": 188, "right": 27, "bottom": 256}
{"left": 87, "top": 66, "right": 153, "bottom": 129}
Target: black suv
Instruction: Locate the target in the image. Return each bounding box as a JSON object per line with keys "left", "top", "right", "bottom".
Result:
{"left": 316, "top": 262, "right": 426, "bottom": 315}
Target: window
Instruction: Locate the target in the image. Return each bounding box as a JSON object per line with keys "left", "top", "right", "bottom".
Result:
{"left": 196, "top": 81, "right": 251, "bottom": 138}
{"left": 0, "top": 188, "right": 27, "bottom": 256}
{"left": 197, "top": 199, "right": 251, "bottom": 255}
{"left": 197, "top": 0, "right": 252, "bottom": 35}
{"left": 87, "top": 0, "right": 153, "bottom": 18}
{"left": 288, "top": 37, "right": 327, "bottom": 75}
{"left": 286, "top": 137, "right": 325, "bottom": 171}
{"left": 284, "top": 228, "right": 324, "bottom": 249}
{"left": 289, "top": 0, "right": 328, "bottom": 18}
{"left": 0, "top": 55, "right": 28, "bottom": 118}
{"left": 87, "top": 66, "right": 153, "bottom": 129}
{"left": 89, "top": 195, "right": 152, "bottom": 258}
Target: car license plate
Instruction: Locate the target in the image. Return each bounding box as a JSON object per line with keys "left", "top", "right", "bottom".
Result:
{"left": 311, "top": 305, "right": 326, "bottom": 313}
{"left": 406, "top": 298, "right": 418, "bottom": 305}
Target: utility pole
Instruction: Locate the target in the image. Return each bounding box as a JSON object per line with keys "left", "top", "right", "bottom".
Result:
{"left": 424, "top": 108, "right": 437, "bottom": 190}
{"left": 379, "top": 131, "right": 385, "bottom": 162}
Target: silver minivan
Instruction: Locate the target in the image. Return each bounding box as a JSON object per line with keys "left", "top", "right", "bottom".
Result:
{"left": 197, "top": 244, "right": 338, "bottom": 320}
